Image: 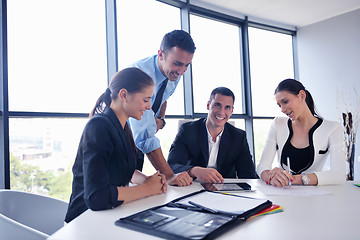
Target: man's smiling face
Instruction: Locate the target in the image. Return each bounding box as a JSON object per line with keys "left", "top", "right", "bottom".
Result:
{"left": 207, "top": 93, "right": 234, "bottom": 129}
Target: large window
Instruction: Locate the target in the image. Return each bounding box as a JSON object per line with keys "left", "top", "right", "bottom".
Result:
{"left": 7, "top": 0, "right": 107, "bottom": 200}
{"left": 7, "top": 0, "right": 107, "bottom": 113}
{"left": 248, "top": 27, "right": 294, "bottom": 165}
{"left": 190, "top": 15, "right": 243, "bottom": 114}
{"left": 9, "top": 118, "right": 87, "bottom": 200}
{"left": 248, "top": 27, "right": 294, "bottom": 117}
{"left": 116, "top": 0, "right": 180, "bottom": 69}
{"left": 116, "top": 0, "right": 183, "bottom": 116}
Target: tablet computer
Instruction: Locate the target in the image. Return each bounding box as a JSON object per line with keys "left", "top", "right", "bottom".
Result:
{"left": 201, "top": 182, "right": 253, "bottom": 192}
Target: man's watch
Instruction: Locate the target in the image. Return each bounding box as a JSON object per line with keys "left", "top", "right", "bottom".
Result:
{"left": 301, "top": 174, "right": 310, "bottom": 185}
{"left": 157, "top": 117, "right": 166, "bottom": 129}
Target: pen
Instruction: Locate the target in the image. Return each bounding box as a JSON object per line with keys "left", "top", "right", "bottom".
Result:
{"left": 188, "top": 201, "right": 218, "bottom": 214}
{"left": 287, "top": 157, "right": 292, "bottom": 187}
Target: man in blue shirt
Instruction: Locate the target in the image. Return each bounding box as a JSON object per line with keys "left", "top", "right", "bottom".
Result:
{"left": 129, "top": 30, "right": 196, "bottom": 186}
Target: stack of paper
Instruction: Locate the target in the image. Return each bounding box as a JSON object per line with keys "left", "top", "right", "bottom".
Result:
{"left": 176, "top": 191, "right": 269, "bottom": 215}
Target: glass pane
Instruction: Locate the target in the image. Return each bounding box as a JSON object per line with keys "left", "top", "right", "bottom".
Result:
{"left": 117, "top": 0, "right": 181, "bottom": 69}
{"left": 249, "top": 27, "right": 294, "bottom": 117}
{"left": 232, "top": 119, "right": 245, "bottom": 131}
{"left": 7, "top": 0, "right": 107, "bottom": 113}
{"left": 191, "top": 15, "right": 243, "bottom": 114}
{"left": 142, "top": 118, "right": 183, "bottom": 175}
{"left": 253, "top": 119, "right": 276, "bottom": 166}
{"left": 116, "top": 0, "right": 183, "bottom": 115}
{"left": 9, "top": 118, "right": 88, "bottom": 201}
{"left": 165, "top": 77, "right": 185, "bottom": 115}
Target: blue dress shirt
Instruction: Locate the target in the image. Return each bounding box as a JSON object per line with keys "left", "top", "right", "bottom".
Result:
{"left": 128, "top": 55, "right": 180, "bottom": 154}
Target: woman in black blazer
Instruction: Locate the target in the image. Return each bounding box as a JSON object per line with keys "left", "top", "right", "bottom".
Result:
{"left": 65, "top": 68, "right": 167, "bottom": 223}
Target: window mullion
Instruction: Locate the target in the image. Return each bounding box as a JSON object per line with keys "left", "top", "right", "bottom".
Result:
{"left": 180, "top": 5, "right": 194, "bottom": 118}
{"left": 105, "top": 0, "right": 118, "bottom": 85}
{"left": 242, "top": 18, "right": 255, "bottom": 161}
{"left": 0, "top": 0, "right": 10, "bottom": 189}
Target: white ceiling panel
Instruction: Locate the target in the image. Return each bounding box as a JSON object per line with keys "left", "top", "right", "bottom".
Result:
{"left": 192, "top": 0, "right": 360, "bottom": 28}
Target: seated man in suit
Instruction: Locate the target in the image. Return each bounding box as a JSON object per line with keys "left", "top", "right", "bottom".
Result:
{"left": 168, "top": 87, "right": 258, "bottom": 183}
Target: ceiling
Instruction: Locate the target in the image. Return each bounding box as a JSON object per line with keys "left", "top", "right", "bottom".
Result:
{"left": 194, "top": 0, "right": 360, "bottom": 28}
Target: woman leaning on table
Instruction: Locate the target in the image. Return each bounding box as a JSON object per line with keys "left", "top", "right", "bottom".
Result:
{"left": 257, "top": 79, "right": 346, "bottom": 187}
{"left": 65, "top": 68, "right": 167, "bottom": 223}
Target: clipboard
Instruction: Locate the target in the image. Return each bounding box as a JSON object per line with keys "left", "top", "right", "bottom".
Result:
{"left": 115, "top": 190, "right": 272, "bottom": 240}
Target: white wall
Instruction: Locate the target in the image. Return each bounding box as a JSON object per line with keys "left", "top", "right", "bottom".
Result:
{"left": 297, "top": 9, "right": 360, "bottom": 180}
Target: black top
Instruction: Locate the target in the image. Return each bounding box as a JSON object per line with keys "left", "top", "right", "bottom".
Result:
{"left": 65, "top": 107, "right": 136, "bottom": 223}
{"left": 281, "top": 118, "right": 322, "bottom": 175}
{"left": 168, "top": 118, "right": 258, "bottom": 179}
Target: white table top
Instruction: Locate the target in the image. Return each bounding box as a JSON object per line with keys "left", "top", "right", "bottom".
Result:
{"left": 48, "top": 179, "right": 360, "bottom": 240}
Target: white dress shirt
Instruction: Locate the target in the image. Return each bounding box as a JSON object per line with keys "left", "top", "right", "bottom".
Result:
{"left": 206, "top": 125, "right": 223, "bottom": 169}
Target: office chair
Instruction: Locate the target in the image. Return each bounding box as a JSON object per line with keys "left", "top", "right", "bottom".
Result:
{"left": 0, "top": 189, "right": 68, "bottom": 238}
{"left": 0, "top": 213, "right": 49, "bottom": 240}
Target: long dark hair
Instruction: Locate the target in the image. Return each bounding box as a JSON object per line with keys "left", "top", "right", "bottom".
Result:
{"left": 90, "top": 67, "right": 154, "bottom": 156}
{"left": 274, "top": 78, "right": 319, "bottom": 117}
{"left": 90, "top": 67, "right": 154, "bottom": 117}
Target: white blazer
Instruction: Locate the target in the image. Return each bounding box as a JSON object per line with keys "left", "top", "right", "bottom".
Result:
{"left": 256, "top": 117, "right": 346, "bottom": 185}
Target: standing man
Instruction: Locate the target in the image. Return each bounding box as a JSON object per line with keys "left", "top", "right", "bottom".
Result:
{"left": 168, "top": 87, "right": 258, "bottom": 183}
{"left": 129, "top": 30, "right": 196, "bottom": 186}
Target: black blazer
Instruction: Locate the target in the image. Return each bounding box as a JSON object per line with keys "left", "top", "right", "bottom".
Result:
{"left": 168, "top": 118, "right": 258, "bottom": 179}
{"left": 65, "top": 107, "right": 136, "bottom": 223}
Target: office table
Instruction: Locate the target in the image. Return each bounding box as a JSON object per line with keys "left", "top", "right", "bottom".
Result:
{"left": 48, "top": 179, "right": 360, "bottom": 240}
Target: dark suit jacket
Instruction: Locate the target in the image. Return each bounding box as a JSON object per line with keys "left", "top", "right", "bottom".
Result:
{"left": 168, "top": 118, "right": 258, "bottom": 179}
{"left": 65, "top": 107, "right": 136, "bottom": 223}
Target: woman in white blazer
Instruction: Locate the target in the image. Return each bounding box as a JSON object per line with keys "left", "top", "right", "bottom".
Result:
{"left": 257, "top": 79, "right": 346, "bottom": 187}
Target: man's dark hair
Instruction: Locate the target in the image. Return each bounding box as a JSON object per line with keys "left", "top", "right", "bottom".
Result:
{"left": 160, "top": 30, "right": 196, "bottom": 54}
{"left": 209, "top": 87, "right": 235, "bottom": 103}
